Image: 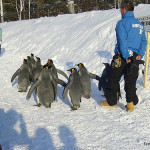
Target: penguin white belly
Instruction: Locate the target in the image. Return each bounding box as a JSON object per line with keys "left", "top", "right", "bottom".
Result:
{"left": 67, "top": 91, "right": 72, "bottom": 103}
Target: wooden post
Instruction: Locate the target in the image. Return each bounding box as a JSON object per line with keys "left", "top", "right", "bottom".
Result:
{"left": 29, "top": 0, "right": 31, "bottom": 19}
{"left": 0, "top": 0, "right": 4, "bottom": 23}
{"left": 144, "top": 31, "right": 150, "bottom": 88}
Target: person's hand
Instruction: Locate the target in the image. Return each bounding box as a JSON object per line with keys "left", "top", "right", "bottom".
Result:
{"left": 136, "top": 55, "right": 141, "bottom": 60}
{"left": 126, "top": 58, "right": 131, "bottom": 63}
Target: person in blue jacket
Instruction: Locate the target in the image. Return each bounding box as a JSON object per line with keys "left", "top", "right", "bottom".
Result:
{"left": 100, "top": 0, "right": 147, "bottom": 112}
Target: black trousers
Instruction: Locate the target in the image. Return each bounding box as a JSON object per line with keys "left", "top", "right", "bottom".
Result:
{"left": 105, "top": 56, "right": 139, "bottom": 106}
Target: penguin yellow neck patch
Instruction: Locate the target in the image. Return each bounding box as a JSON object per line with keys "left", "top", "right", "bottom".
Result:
{"left": 48, "top": 59, "right": 52, "bottom": 63}
{"left": 72, "top": 68, "right": 75, "bottom": 72}
{"left": 79, "top": 64, "right": 82, "bottom": 68}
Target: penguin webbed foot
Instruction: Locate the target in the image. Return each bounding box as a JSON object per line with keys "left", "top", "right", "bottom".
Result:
{"left": 45, "top": 103, "right": 51, "bottom": 108}
{"left": 71, "top": 107, "right": 77, "bottom": 111}
{"left": 37, "top": 103, "right": 41, "bottom": 107}
{"left": 71, "top": 105, "right": 80, "bottom": 111}
{"left": 18, "top": 90, "right": 23, "bottom": 92}
{"left": 18, "top": 89, "right": 24, "bottom": 92}
{"left": 85, "top": 96, "right": 90, "bottom": 99}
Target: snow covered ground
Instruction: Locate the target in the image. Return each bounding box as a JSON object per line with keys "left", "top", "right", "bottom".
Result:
{"left": 0, "top": 4, "right": 150, "bottom": 150}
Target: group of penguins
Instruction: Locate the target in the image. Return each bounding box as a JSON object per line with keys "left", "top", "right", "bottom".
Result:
{"left": 11, "top": 53, "right": 121, "bottom": 110}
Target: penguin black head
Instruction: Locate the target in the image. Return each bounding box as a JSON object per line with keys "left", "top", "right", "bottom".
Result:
{"left": 27, "top": 56, "right": 31, "bottom": 60}
{"left": 67, "top": 68, "right": 76, "bottom": 73}
{"left": 48, "top": 65, "right": 53, "bottom": 70}
{"left": 76, "top": 63, "right": 84, "bottom": 68}
{"left": 31, "top": 53, "right": 34, "bottom": 57}
{"left": 48, "top": 59, "right": 53, "bottom": 64}
{"left": 23, "top": 59, "right": 28, "bottom": 63}
{"left": 42, "top": 65, "right": 49, "bottom": 70}
{"left": 103, "top": 63, "right": 110, "bottom": 68}
{"left": 35, "top": 56, "right": 41, "bottom": 62}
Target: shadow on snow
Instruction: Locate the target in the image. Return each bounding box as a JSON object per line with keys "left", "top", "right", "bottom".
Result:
{"left": 0, "top": 108, "right": 80, "bottom": 150}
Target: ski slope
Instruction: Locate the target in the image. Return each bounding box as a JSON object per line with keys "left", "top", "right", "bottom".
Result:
{"left": 0, "top": 4, "right": 150, "bottom": 150}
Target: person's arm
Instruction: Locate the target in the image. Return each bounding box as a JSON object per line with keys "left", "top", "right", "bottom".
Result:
{"left": 116, "top": 21, "right": 130, "bottom": 59}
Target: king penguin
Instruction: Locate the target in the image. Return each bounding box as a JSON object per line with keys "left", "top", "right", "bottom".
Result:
{"left": 27, "top": 56, "right": 33, "bottom": 81}
{"left": 32, "top": 56, "right": 42, "bottom": 82}
{"left": 30, "top": 53, "right": 36, "bottom": 68}
{"left": 27, "top": 65, "right": 66, "bottom": 108}
{"left": 63, "top": 68, "right": 82, "bottom": 110}
{"left": 47, "top": 64, "right": 67, "bottom": 100}
{"left": 47, "top": 59, "right": 69, "bottom": 80}
{"left": 11, "top": 59, "right": 32, "bottom": 92}
{"left": 76, "top": 63, "right": 100, "bottom": 99}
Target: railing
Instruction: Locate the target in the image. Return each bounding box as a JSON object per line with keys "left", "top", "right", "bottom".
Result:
{"left": 137, "top": 15, "right": 150, "bottom": 26}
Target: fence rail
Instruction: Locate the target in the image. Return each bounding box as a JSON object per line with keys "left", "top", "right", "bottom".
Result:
{"left": 137, "top": 15, "right": 150, "bottom": 26}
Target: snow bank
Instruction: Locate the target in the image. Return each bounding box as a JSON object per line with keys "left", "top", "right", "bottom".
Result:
{"left": 0, "top": 4, "right": 150, "bottom": 150}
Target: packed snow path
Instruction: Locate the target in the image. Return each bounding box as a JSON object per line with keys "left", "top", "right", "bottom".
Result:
{"left": 0, "top": 4, "right": 150, "bottom": 150}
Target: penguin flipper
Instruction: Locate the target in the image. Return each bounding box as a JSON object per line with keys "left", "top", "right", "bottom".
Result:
{"left": 11, "top": 69, "right": 20, "bottom": 83}
{"left": 55, "top": 77, "right": 66, "bottom": 87}
{"left": 62, "top": 79, "right": 72, "bottom": 99}
{"left": 98, "top": 81, "right": 102, "bottom": 91}
{"left": 56, "top": 68, "right": 69, "bottom": 80}
{"left": 27, "top": 77, "right": 41, "bottom": 98}
{"left": 88, "top": 71, "right": 100, "bottom": 80}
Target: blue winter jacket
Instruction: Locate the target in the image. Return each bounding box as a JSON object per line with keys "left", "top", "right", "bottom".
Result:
{"left": 114, "top": 11, "right": 147, "bottom": 59}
